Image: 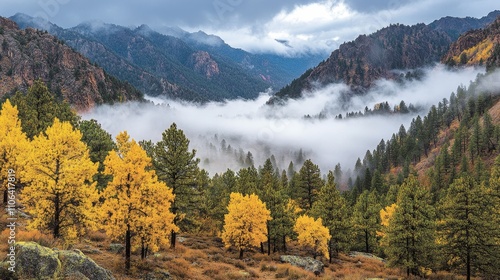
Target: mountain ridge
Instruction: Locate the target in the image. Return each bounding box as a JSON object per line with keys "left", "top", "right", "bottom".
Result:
{"left": 11, "top": 13, "right": 324, "bottom": 102}
{"left": 270, "top": 11, "right": 500, "bottom": 103}
{"left": 0, "top": 17, "right": 143, "bottom": 111}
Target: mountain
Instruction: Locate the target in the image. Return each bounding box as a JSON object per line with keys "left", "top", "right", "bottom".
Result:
{"left": 428, "top": 10, "right": 500, "bottom": 40}
{"left": 271, "top": 11, "right": 500, "bottom": 102}
{"left": 0, "top": 17, "right": 143, "bottom": 111}
{"left": 11, "top": 14, "right": 324, "bottom": 102}
{"left": 162, "top": 27, "right": 325, "bottom": 89}
{"left": 442, "top": 16, "right": 500, "bottom": 70}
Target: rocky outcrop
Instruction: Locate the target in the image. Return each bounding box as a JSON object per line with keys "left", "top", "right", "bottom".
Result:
{"left": 279, "top": 255, "right": 324, "bottom": 274}
{"left": 0, "top": 17, "right": 143, "bottom": 111}
{"left": 0, "top": 242, "right": 114, "bottom": 280}
{"left": 189, "top": 51, "right": 220, "bottom": 79}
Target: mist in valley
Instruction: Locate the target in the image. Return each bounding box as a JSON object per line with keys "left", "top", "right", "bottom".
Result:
{"left": 83, "top": 65, "right": 484, "bottom": 175}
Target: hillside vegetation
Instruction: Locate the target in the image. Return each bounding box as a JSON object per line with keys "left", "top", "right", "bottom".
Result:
{"left": 0, "top": 17, "right": 143, "bottom": 111}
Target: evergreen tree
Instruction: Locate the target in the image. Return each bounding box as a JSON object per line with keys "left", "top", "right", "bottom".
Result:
{"left": 10, "top": 80, "right": 78, "bottom": 139}
{"left": 78, "top": 119, "right": 116, "bottom": 190}
{"left": 311, "top": 171, "right": 351, "bottom": 262}
{"left": 383, "top": 175, "right": 436, "bottom": 277}
{"left": 352, "top": 190, "right": 380, "bottom": 253}
{"left": 439, "top": 174, "right": 500, "bottom": 279}
{"left": 297, "top": 159, "right": 323, "bottom": 211}
{"left": 151, "top": 123, "right": 200, "bottom": 248}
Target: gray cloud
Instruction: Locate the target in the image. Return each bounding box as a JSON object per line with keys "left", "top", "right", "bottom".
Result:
{"left": 3, "top": 0, "right": 498, "bottom": 55}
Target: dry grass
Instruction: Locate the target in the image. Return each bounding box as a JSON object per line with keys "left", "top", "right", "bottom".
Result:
{"left": 0, "top": 208, "right": 462, "bottom": 280}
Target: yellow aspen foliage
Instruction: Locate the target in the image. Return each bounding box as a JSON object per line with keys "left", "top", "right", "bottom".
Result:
{"left": 378, "top": 203, "right": 397, "bottom": 236}
{"left": 294, "top": 214, "right": 331, "bottom": 259}
{"left": 100, "top": 131, "right": 177, "bottom": 271}
{"left": 222, "top": 192, "right": 271, "bottom": 259}
{"left": 0, "top": 100, "right": 28, "bottom": 203}
{"left": 20, "top": 118, "right": 98, "bottom": 241}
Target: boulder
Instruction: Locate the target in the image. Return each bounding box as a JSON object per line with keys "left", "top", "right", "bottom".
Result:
{"left": 58, "top": 249, "right": 114, "bottom": 279}
{"left": 1, "top": 242, "right": 114, "bottom": 280}
{"left": 109, "top": 243, "right": 124, "bottom": 254}
{"left": 14, "top": 241, "right": 62, "bottom": 279}
{"left": 279, "top": 255, "right": 324, "bottom": 274}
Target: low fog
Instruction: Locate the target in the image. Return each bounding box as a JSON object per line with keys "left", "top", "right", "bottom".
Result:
{"left": 83, "top": 65, "right": 484, "bottom": 175}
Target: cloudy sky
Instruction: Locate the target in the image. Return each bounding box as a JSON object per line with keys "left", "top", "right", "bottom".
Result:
{"left": 2, "top": 0, "right": 499, "bottom": 55}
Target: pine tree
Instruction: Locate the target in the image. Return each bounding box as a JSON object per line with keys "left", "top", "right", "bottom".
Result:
{"left": 0, "top": 100, "right": 29, "bottom": 204}
{"left": 101, "top": 132, "right": 177, "bottom": 271}
{"left": 311, "top": 171, "right": 351, "bottom": 262}
{"left": 10, "top": 80, "right": 78, "bottom": 139}
{"left": 151, "top": 123, "right": 199, "bottom": 248}
{"left": 383, "top": 175, "right": 436, "bottom": 277}
{"left": 78, "top": 119, "right": 116, "bottom": 190}
{"left": 352, "top": 190, "right": 381, "bottom": 253}
{"left": 20, "top": 119, "right": 98, "bottom": 240}
{"left": 297, "top": 159, "right": 323, "bottom": 211}
{"left": 439, "top": 174, "right": 500, "bottom": 279}
{"left": 222, "top": 193, "right": 271, "bottom": 259}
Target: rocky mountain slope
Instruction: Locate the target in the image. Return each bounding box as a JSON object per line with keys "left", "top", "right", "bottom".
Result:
{"left": 11, "top": 14, "right": 324, "bottom": 102}
{"left": 0, "top": 17, "right": 143, "bottom": 111}
{"left": 442, "top": 16, "right": 500, "bottom": 70}
{"left": 271, "top": 11, "right": 500, "bottom": 102}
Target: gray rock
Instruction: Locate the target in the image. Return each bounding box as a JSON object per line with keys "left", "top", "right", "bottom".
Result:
{"left": 3, "top": 242, "right": 114, "bottom": 280}
{"left": 58, "top": 249, "right": 114, "bottom": 280}
{"left": 279, "top": 255, "right": 324, "bottom": 274}
{"left": 15, "top": 241, "right": 62, "bottom": 279}
{"left": 143, "top": 269, "right": 172, "bottom": 280}
{"left": 109, "top": 243, "right": 124, "bottom": 254}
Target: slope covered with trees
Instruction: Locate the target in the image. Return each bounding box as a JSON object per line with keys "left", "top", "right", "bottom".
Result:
{"left": 0, "top": 17, "right": 143, "bottom": 111}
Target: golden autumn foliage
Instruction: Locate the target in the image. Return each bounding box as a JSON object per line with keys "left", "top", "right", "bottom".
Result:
{"left": 0, "top": 100, "right": 28, "bottom": 201}
{"left": 221, "top": 192, "right": 271, "bottom": 259}
{"left": 20, "top": 118, "right": 99, "bottom": 241}
{"left": 294, "top": 214, "right": 331, "bottom": 258}
{"left": 100, "top": 131, "right": 177, "bottom": 270}
{"left": 377, "top": 203, "right": 398, "bottom": 246}
{"left": 452, "top": 39, "right": 495, "bottom": 65}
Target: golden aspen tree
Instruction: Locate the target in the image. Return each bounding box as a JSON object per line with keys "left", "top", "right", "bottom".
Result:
{"left": 0, "top": 100, "right": 28, "bottom": 204}
{"left": 100, "top": 131, "right": 177, "bottom": 272}
{"left": 294, "top": 215, "right": 331, "bottom": 259}
{"left": 20, "top": 119, "right": 98, "bottom": 240}
{"left": 222, "top": 192, "right": 271, "bottom": 259}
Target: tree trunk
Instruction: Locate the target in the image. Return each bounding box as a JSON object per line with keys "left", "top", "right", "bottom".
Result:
{"left": 364, "top": 229, "right": 369, "bottom": 253}
{"left": 141, "top": 241, "right": 145, "bottom": 260}
{"left": 260, "top": 242, "right": 264, "bottom": 254}
{"left": 239, "top": 248, "right": 244, "bottom": 259}
{"left": 3, "top": 189, "right": 7, "bottom": 204}
{"left": 267, "top": 223, "right": 271, "bottom": 255}
{"left": 282, "top": 235, "right": 287, "bottom": 253}
{"left": 170, "top": 230, "right": 176, "bottom": 248}
{"left": 53, "top": 194, "right": 60, "bottom": 238}
{"left": 126, "top": 226, "right": 131, "bottom": 272}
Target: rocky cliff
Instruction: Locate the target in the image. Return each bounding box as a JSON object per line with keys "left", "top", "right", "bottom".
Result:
{"left": 0, "top": 17, "right": 143, "bottom": 111}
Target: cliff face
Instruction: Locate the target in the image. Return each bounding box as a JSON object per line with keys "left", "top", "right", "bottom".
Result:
{"left": 442, "top": 17, "right": 500, "bottom": 70}
{"left": 0, "top": 17, "right": 143, "bottom": 111}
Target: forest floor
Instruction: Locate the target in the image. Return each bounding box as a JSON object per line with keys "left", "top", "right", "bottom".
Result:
{"left": 0, "top": 207, "right": 467, "bottom": 280}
